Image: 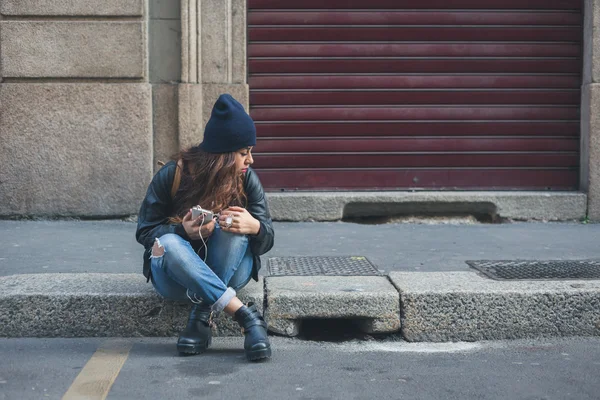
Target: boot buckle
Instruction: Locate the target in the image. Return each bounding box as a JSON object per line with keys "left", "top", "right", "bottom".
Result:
{"left": 208, "top": 311, "right": 216, "bottom": 329}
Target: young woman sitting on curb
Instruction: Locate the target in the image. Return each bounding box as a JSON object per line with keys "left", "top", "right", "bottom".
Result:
{"left": 135, "top": 94, "right": 274, "bottom": 361}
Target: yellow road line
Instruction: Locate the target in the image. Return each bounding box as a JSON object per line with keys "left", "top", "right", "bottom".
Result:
{"left": 62, "top": 340, "right": 132, "bottom": 400}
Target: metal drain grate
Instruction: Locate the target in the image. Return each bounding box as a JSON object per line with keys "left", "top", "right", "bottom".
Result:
{"left": 267, "top": 256, "right": 381, "bottom": 276}
{"left": 467, "top": 260, "right": 600, "bottom": 281}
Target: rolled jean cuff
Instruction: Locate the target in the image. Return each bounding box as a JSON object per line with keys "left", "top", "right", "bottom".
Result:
{"left": 211, "top": 287, "right": 236, "bottom": 314}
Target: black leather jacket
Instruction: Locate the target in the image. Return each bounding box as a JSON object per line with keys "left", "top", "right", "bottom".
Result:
{"left": 135, "top": 160, "right": 275, "bottom": 282}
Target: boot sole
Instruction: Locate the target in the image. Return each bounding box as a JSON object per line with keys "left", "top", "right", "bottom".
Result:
{"left": 247, "top": 347, "right": 271, "bottom": 361}
{"left": 177, "top": 339, "right": 211, "bottom": 356}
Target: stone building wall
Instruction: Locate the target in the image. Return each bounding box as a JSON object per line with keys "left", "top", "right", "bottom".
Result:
{"left": 582, "top": 0, "right": 600, "bottom": 221}
{"left": 150, "top": 0, "right": 249, "bottom": 170}
{"left": 0, "top": 0, "right": 152, "bottom": 217}
{"left": 0, "top": 0, "right": 599, "bottom": 221}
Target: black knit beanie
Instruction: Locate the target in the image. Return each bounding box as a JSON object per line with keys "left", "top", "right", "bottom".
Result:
{"left": 200, "top": 94, "right": 256, "bottom": 153}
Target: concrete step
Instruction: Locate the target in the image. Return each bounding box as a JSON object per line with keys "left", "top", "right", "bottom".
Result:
{"left": 267, "top": 191, "right": 586, "bottom": 222}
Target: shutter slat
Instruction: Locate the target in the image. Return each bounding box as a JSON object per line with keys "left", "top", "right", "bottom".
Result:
{"left": 248, "top": 0, "right": 582, "bottom": 10}
{"left": 249, "top": 75, "right": 581, "bottom": 90}
{"left": 255, "top": 170, "right": 578, "bottom": 190}
{"left": 248, "top": 11, "right": 582, "bottom": 26}
{"left": 255, "top": 122, "right": 580, "bottom": 137}
{"left": 253, "top": 154, "right": 578, "bottom": 168}
{"left": 251, "top": 90, "right": 580, "bottom": 106}
{"left": 256, "top": 138, "right": 579, "bottom": 153}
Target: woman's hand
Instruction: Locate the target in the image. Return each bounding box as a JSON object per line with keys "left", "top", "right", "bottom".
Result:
{"left": 182, "top": 209, "right": 216, "bottom": 240}
{"left": 219, "top": 206, "right": 260, "bottom": 235}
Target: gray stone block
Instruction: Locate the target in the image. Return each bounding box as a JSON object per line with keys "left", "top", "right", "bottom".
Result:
{"left": 150, "top": 0, "right": 181, "bottom": 19}
{"left": 264, "top": 192, "right": 587, "bottom": 222}
{"left": 0, "top": 274, "right": 263, "bottom": 338}
{"left": 152, "top": 84, "right": 180, "bottom": 173}
{"left": 389, "top": 272, "right": 600, "bottom": 342}
{"left": 201, "top": 0, "right": 229, "bottom": 83}
{"left": 0, "top": 22, "right": 145, "bottom": 79}
{"left": 149, "top": 19, "right": 181, "bottom": 84}
{"left": 583, "top": 0, "right": 600, "bottom": 84}
{"left": 0, "top": 83, "right": 152, "bottom": 217}
{"left": 264, "top": 276, "right": 401, "bottom": 337}
{"left": 595, "top": 0, "right": 600, "bottom": 83}
{"left": 0, "top": 0, "right": 144, "bottom": 16}
{"left": 582, "top": 84, "right": 600, "bottom": 222}
{"left": 177, "top": 84, "right": 204, "bottom": 149}
{"left": 231, "top": 0, "right": 247, "bottom": 83}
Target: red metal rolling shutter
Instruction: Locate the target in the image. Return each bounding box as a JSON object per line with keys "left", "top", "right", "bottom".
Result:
{"left": 247, "top": 0, "right": 582, "bottom": 191}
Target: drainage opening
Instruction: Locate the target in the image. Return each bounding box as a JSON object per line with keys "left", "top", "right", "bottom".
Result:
{"left": 342, "top": 201, "right": 501, "bottom": 224}
{"left": 297, "top": 318, "right": 373, "bottom": 342}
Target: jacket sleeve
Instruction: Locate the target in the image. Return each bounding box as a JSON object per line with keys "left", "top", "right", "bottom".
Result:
{"left": 135, "top": 162, "right": 190, "bottom": 249}
{"left": 245, "top": 169, "right": 275, "bottom": 256}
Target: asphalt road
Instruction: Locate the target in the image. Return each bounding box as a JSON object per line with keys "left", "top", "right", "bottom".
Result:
{"left": 0, "top": 220, "right": 599, "bottom": 276}
{"left": 1, "top": 337, "right": 599, "bottom": 400}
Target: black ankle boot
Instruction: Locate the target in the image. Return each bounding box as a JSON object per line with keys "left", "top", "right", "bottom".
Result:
{"left": 177, "top": 303, "right": 213, "bottom": 355}
{"left": 234, "top": 302, "right": 271, "bottom": 361}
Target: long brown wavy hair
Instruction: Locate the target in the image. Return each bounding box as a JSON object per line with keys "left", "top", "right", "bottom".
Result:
{"left": 169, "top": 145, "right": 247, "bottom": 223}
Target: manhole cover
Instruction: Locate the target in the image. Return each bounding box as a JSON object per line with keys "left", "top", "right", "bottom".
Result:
{"left": 267, "top": 256, "right": 381, "bottom": 276}
{"left": 466, "top": 260, "right": 600, "bottom": 281}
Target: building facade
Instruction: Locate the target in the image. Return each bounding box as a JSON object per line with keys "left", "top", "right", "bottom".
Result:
{"left": 0, "top": 1, "right": 598, "bottom": 221}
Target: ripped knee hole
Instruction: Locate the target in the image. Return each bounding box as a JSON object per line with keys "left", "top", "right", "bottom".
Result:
{"left": 151, "top": 239, "right": 165, "bottom": 257}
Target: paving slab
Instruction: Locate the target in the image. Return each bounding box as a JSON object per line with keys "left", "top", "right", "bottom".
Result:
{"left": 0, "top": 274, "right": 263, "bottom": 338}
{"left": 390, "top": 272, "right": 600, "bottom": 342}
{"left": 2, "top": 221, "right": 600, "bottom": 277}
{"left": 264, "top": 276, "right": 400, "bottom": 337}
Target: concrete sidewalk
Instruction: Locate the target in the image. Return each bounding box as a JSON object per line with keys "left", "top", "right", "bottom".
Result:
{"left": 1, "top": 220, "right": 599, "bottom": 341}
{"left": 1, "top": 220, "right": 599, "bottom": 276}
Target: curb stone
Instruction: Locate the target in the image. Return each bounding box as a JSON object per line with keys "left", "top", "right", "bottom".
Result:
{"left": 390, "top": 271, "right": 600, "bottom": 342}
{"left": 2, "top": 272, "right": 600, "bottom": 341}
{"left": 0, "top": 273, "right": 262, "bottom": 338}
{"left": 264, "top": 276, "right": 401, "bottom": 337}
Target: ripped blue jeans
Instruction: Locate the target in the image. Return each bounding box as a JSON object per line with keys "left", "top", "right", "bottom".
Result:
{"left": 150, "top": 225, "right": 252, "bottom": 314}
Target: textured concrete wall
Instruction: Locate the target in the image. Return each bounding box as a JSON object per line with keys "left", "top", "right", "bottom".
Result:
{"left": 584, "top": 0, "right": 600, "bottom": 85}
{"left": 582, "top": 84, "right": 600, "bottom": 221}
{"left": 147, "top": 0, "right": 251, "bottom": 179}
{"left": 177, "top": 84, "right": 204, "bottom": 149}
{"left": 149, "top": 0, "right": 180, "bottom": 83}
{"left": 148, "top": 0, "right": 181, "bottom": 173}
{"left": 0, "top": 1, "right": 152, "bottom": 217}
{"left": 0, "top": 84, "right": 152, "bottom": 217}
{"left": 198, "top": 0, "right": 246, "bottom": 84}
{"left": 1, "top": 22, "right": 145, "bottom": 78}
{"left": 178, "top": 0, "right": 249, "bottom": 148}
{"left": 153, "top": 85, "right": 180, "bottom": 172}
{"left": 583, "top": 0, "right": 600, "bottom": 221}
{"left": 0, "top": 0, "right": 143, "bottom": 16}
{"left": 0, "top": 0, "right": 250, "bottom": 217}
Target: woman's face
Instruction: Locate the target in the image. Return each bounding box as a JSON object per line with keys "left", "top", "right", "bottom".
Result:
{"left": 235, "top": 146, "right": 254, "bottom": 174}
